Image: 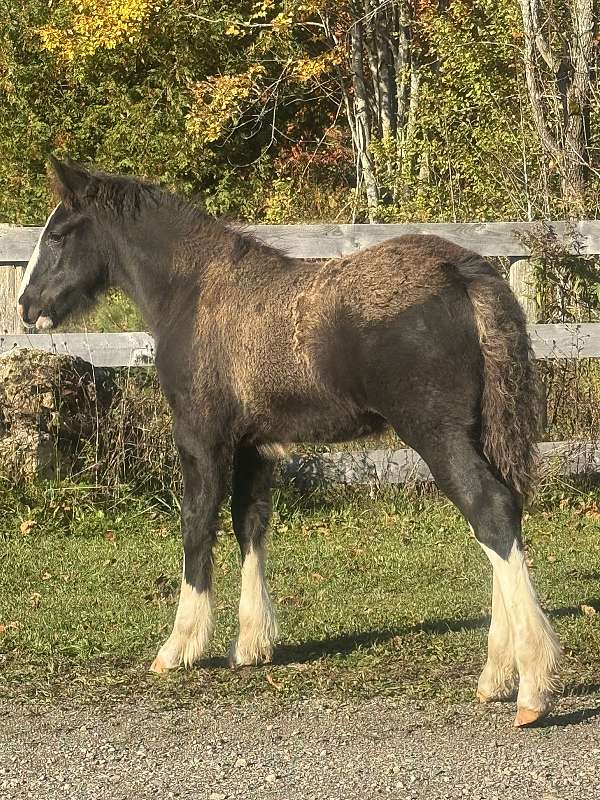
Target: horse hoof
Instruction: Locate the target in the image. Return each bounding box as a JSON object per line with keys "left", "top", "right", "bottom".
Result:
{"left": 476, "top": 690, "right": 490, "bottom": 704}
{"left": 228, "top": 650, "right": 259, "bottom": 670}
{"left": 228, "top": 640, "right": 273, "bottom": 669}
{"left": 149, "top": 656, "right": 171, "bottom": 675}
{"left": 514, "top": 706, "right": 547, "bottom": 727}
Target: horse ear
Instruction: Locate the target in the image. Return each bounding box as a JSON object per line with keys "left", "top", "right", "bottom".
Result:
{"left": 49, "top": 156, "right": 92, "bottom": 205}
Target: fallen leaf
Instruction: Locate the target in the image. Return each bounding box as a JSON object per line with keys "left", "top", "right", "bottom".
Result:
{"left": 41, "top": 571, "right": 52, "bottom": 580}
{"left": 19, "top": 519, "right": 36, "bottom": 535}
{"left": 311, "top": 572, "right": 325, "bottom": 583}
{"left": 547, "top": 555, "right": 557, "bottom": 562}
{"left": 266, "top": 673, "right": 283, "bottom": 690}
{"left": 104, "top": 530, "right": 116, "bottom": 542}
{"left": 0, "top": 622, "right": 20, "bottom": 634}
{"left": 581, "top": 604, "right": 597, "bottom": 617}
{"left": 29, "top": 593, "right": 41, "bottom": 609}
{"left": 278, "top": 594, "right": 303, "bottom": 607}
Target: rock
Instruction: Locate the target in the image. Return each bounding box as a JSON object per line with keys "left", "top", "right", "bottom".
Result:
{"left": 0, "top": 348, "right": 116, "bottom": 480}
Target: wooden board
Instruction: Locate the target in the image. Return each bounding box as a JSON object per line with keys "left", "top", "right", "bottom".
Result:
{"left": 5, "top": 220, "right": 600, "bottom": 262}
{"left": 247, "top": 222, "right": 542, "bottom": 258}
{"left": 0, "top": 331, "right": 155, "bottom": 367}
{"left": 529, "top": 323, "right": 600, "bottom": 359}
{"left": 0, "top": 226, "right": 41, "bottom": 264}
{"left": 281, "top": 441, "right": 600, "bottom": 485}
{"left": 2, "top": 324, "right": 599, "bottom": 364}
{"left": 0, "top": 265, "right": 24, "bottom": 334}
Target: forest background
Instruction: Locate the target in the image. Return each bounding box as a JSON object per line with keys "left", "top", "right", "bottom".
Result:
{"left": 1, "top": 0, "right": 598, "bottom": 230}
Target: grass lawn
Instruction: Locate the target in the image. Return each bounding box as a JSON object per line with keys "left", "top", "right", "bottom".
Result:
{"left": 1, "top": 482, "right": 599, "bottom": 707}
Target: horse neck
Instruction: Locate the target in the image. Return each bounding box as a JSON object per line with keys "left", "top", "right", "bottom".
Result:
{"left": 108, "top": 211, "right": 203, "bottom": 335}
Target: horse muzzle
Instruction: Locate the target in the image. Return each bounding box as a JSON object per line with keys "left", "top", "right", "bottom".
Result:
{"left": 17, "top": 294, "right": 55, "bottom": 331}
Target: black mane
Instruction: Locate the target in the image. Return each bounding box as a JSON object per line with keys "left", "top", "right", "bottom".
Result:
{"left": 75, "top": 169, "right": 209, "bottom": 231}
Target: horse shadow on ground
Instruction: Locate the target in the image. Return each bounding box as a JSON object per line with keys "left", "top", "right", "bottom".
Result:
{"left": 273, "top": 601, "right": 599, "bottom": 666}
{"left": 537, "top": 703, "right": 600, "bottom": 728}
{"left": 268, "top": 605, "right": 600, "bottom": 729}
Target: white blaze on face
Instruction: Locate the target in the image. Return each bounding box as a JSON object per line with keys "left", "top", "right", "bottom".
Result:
{"left": 17, "top": 205, "right": 60, "bottom": 325}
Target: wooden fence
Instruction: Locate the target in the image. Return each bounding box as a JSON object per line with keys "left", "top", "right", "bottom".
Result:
{"left": 1, "top": 220, "right": 599, "bottom": 481}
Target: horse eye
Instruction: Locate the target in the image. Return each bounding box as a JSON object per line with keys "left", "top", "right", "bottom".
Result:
{"left": 47, "top": 231, "right": 65, "bottom": 243}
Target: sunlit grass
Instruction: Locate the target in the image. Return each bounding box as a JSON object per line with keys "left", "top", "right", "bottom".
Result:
{"left": 1, "top": 483, "right": 599, "bottom": 706}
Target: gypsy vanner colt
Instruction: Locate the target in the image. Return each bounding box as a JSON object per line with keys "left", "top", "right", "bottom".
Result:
{"left": 18, "top": 158, "right": 561, "bottom": 726}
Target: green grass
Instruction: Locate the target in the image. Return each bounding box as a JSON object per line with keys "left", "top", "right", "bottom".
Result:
{"left": 1, "top": 483, "right": 599, "bottom": 707}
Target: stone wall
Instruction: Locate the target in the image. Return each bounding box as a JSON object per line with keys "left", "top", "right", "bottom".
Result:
{"left": 0, "top": 349, "right": 116, "bottom": 480}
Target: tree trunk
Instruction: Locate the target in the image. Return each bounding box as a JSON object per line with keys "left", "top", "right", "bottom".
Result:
{"left": 374, "top": 0, "right": 394, "bottom": 139}
{"left": 519, "top": 0, "right": 595, "bottom": 215}
{"left": 562, "top": 0, "right": 594, "bottom": 215}
{"left": 351, "top": 17, "right": 379, "bottom": 221}
{"left": 401, "top": 66, "right": 420, "bottom": 181}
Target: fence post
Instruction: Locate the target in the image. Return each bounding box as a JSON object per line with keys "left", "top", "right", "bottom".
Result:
{"left": 509, "top": 256, "right": 547, "bottom": 430}
{"left": 508, "top": 257, "right": 538, "bottom": 323}
{"left": 0, "top": 265, "right": 25, "bottom": 334}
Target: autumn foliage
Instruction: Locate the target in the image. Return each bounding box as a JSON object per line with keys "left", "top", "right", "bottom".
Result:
{"left": 0, "top": 1, "right": 599, "bottom": 225}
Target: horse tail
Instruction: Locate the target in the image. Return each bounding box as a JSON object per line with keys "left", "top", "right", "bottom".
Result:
{"left": 454, "top": 252, "right": 541, "bottom": 500}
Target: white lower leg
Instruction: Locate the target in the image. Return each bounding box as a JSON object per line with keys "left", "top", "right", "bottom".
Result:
{"left": 477, "top": 572, "right": 517, "bottom": 701}
{"left": 150, "top": 568, "right": 213, "bottom": 673}
{"left": 229, "top": 545, "right": 278, "bottom": 667}
{"left": 481, "top": 541, "right": 562, "bottom": 718}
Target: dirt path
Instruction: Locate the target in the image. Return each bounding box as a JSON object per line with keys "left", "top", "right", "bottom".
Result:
{"left": 1, "top": 695, "right": 599, "bottom": 800}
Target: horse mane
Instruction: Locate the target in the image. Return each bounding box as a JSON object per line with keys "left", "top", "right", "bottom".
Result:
{"left": 90, "top": 173, "right": 161, "bottom": 218}
{"left": 56, "top": 165, "right": 291, "bottom": 265}
{"left": 78, "top": 170, "right": 206, "bottom": 229}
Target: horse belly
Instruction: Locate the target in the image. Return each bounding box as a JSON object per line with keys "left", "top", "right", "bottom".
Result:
{"left": 255, "top": 398, "right": 387, "bottom": 447}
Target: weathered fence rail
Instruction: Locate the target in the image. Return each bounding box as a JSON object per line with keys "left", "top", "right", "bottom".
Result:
{"left": 4, "top": 220, "right": 600, "bottom": 261}
{"left": 1, "top": 220, "right": 599, "bottom": 482}
{"left": 282, "top": 441, "right": 600, "bottom": 485}
{"left": 2, "top": 324, "right": 599, "bottom": 366}
{"left": 3, "top": 220, "right": 600, "bottom": 356}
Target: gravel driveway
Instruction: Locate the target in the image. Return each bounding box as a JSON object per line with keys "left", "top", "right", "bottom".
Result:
{"left": 2, "top": 695, "right": 599, "bottom": 799}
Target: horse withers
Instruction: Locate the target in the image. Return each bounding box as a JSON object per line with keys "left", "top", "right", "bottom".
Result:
{"left": 17, "top": 157, "right": 562, "bottom": 726}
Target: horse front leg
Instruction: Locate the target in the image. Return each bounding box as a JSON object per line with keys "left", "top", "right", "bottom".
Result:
{"left": 229, "top": 445, "right": 278, "bottom": 667}
{"left": 150, "top": 438, "right": 228, "bottom": 674}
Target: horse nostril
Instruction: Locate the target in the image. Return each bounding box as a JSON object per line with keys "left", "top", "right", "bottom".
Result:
{"left": 18, "top": 298, "right": 39, "bottom": 327}
{"left": 17, "top": 300, "right": 33, "bottom": 325}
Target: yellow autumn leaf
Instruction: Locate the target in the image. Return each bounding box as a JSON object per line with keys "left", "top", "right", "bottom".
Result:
{"left": 37, "top": 0, "right": 165, "bottom": 61}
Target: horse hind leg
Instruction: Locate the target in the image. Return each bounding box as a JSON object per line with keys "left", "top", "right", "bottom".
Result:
{"left": 476, "top": 570, "right": 517, "bottom": 703}
{"left": 393, "top": 424, "right": 561, "bottom": 726}
{"left": 480, "top": 538, "right": 562, "bottom": 726}
{"left": 229, "top": 446, "right": 278, "bottom": 667}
